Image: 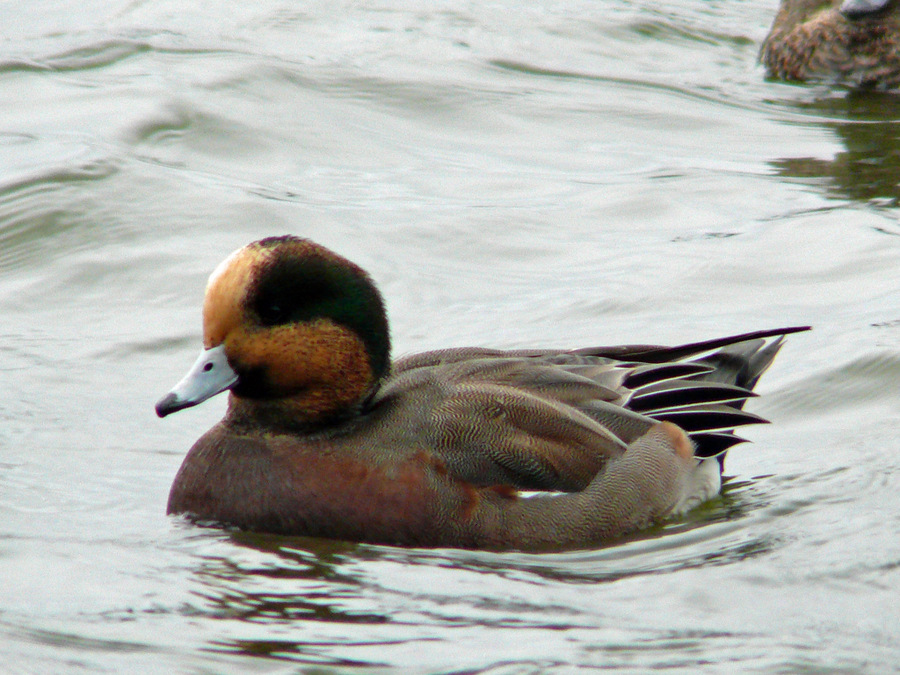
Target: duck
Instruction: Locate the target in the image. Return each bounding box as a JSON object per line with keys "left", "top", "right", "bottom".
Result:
{"left": 761, "top": 0, "right": 900, "bottom": 88}
{"left": 156, "top": 235, "right": 808, "bottom": 551}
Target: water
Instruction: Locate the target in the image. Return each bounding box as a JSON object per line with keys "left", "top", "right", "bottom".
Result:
{"left": 2, "top": 0, "right": 899, "bottom": 672}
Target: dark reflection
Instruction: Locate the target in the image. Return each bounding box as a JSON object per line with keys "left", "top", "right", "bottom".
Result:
{"left": 209, "top": 638, "right": 380, "bottom": 667}
{"left": 183, "top": 531, "right": 412, "bottom": 665}
{"left": 770, "top": 91, "right": 900, "bottom": 206}
{"left": 188, "top": 530, "right": 388, "bottom": 625}
{"left": 182, "top": 478, "right": 773, "bottom": 664}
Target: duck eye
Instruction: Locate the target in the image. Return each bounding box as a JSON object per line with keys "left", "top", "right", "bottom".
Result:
{"left": 257, "top": 302, "right": 287, "bottom": 326}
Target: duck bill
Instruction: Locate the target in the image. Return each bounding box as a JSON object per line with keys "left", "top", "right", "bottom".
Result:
{"left": 155, "top": 344, "right": 239, "bottom": 418}
{"left": 840, "top": 0, "right": 891, "bottom": 18}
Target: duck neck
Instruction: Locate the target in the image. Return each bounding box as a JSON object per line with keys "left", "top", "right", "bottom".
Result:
{"left": 223, "top": 385, "right": 377, "bottom": 435}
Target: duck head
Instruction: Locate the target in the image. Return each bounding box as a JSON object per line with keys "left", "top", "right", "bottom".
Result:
{"left": 155, "top": 236, "right": 390, "bottom": 428}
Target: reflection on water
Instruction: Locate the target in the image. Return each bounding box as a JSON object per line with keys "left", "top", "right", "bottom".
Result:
{"left": 175, "top": 496, "right": 796, "bottom": 670}
{"left": 193, "top": 533, "right": 374, "bottom": 624}
{"left": 187, "top": 475, "right": 779, "bottom": 663}
{"left": 770, "top": 91, "right": 900, "bottom": 206}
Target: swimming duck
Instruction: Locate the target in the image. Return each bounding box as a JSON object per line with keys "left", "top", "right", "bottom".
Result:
{"left": 761, "top": 0, "right": 900, "bottom": 88}
{"left": 156, "top": 236, "right": 807, "bottom": 551}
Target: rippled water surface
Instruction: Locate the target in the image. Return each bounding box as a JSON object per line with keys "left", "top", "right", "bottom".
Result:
{"left": 2, "top": 1, "right": 899, "bottom": 672}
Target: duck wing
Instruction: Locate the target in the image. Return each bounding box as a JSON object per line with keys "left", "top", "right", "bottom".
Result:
{"left": 377, "top": 327, "right": 808, "bottom": 492}
{"left": 373, "top": 357, "right": 630, "bottom": 492}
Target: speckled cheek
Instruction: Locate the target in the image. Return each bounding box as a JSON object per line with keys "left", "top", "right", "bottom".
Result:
{"left": 232, "top": 319, "right": 375, "bottom": 398}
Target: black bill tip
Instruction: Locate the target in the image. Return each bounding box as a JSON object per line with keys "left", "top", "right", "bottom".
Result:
{"left": 155, "top": 392, "right": 194, "bottom": 418}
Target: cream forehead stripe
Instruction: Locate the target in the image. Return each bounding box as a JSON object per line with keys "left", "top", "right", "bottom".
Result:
{"left": 202, "top": 244, "right": 274, "bottom": 347}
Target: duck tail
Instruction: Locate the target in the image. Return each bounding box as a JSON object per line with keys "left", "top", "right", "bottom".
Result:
{"left": 692, "top": 333, "right": 790, "bottom": 392}
{"left": 579, "top": 325, "right": 810, "bottom": 364}
{"left": 622, "top": 327, "right": 809, "bottom": 465}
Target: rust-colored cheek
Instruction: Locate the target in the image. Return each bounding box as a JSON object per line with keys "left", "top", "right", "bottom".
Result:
{"left": 230, "top": 320, "right": 376, "bottom": 416}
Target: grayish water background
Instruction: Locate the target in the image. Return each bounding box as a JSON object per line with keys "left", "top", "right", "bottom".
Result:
{"left": 2, "top": 0, "right": 899, "bottom": 672}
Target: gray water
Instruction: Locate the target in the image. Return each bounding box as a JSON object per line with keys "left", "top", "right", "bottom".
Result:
{"left": 2, "top": 1, "right": 899, "bottom": 672}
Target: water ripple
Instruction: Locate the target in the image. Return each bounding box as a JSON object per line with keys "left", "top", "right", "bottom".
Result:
{"left": 0, "top": 39, "right": 152, "bottom": 74}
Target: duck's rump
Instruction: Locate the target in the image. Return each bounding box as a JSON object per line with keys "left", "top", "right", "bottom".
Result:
{"left": 380, "top": 326, "right": 808, "bottom": 492}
